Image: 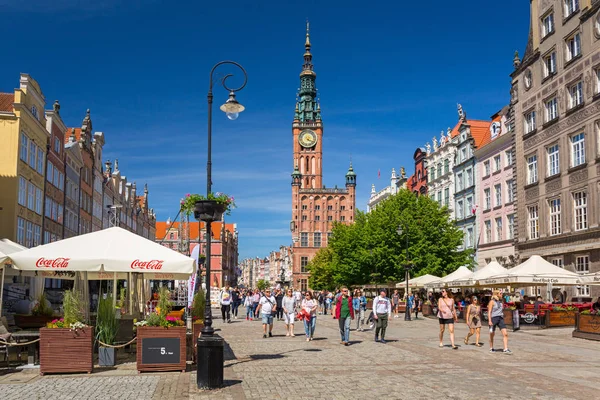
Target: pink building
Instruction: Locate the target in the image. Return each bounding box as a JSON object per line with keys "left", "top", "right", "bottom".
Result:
{"left": 474, "top": 106, "right": 517, "bottom": 269}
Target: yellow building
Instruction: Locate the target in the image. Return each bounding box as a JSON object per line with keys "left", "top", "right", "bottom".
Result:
{"left": 0, "top": 74, "right": 49, "bottom": 245}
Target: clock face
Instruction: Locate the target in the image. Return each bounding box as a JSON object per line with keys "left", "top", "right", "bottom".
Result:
{"left": 299, "top": 130, "right": 317, "bottom": 148}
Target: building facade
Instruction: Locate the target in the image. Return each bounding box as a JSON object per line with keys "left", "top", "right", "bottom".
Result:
{"left": 63, "top": 135, "right": 83, "bottom": 238}
{"left": 91, "top": 131, "right": 105, "bottom": 232}
{"left": 512, "top": 0, "right": 600, "bottom": 299}
{"left": 66, "top": 114, "right": 93, "bottom": 236}
{"left": 289, "top": 24, "right": 356, "bottom": 291}
{"left": 426, "top": 124, "right": 460, "bottom": 218}
{"left": 0, "top": 74, "right": 49, "bottom": 247}
{"left": 475, "top": 107, "right": 517, "bottom": 268}
{"left": 368, "top": 168, "right": 408, "bottom": 212}
{"left": 406, "top": 148, "right": 428, "bottom": 196}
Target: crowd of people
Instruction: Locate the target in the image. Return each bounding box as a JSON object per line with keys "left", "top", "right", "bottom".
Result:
{"left": 214, "top": 285, "right": 513, "bottom": 353}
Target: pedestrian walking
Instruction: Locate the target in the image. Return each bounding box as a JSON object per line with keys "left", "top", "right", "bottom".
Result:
{"left": 488, "top": 290, "right": 511, "bottom": 354}
{"left": 352, "top": 290, "right": 361, "bottom": 331}
{"left": 413, "top": 293, "right": 421, "bottom": 319}
{"left": 437, "top": 289, "right": 458, "bottom": 349}
{"left": 231, "top": 287, "right": 241, "bottom": 319}
{"left": 301, "top": 291, "right": 318, "bottom": 341}
{"left": 252, "top": 289, "right": 260, "bottom": 319}
{"left": 373, "top": 289, "right": 392, "bottom": 343}
{"left": 406, "top": 292, "right": 414, "bottom": 320}
{"left": 392, "top": 290, "right": 400, "bottom": 318}
{"left": 282, "top": 289, "right": 297, "bottom": 337}
{"left": 219, "top": 285, "right": 232, "bottom": 323}
{"left": 244, "top": 292, "right": 254, "bottom": 320}
{"left": 356, "top": 290, "right": 367, "bottom": 331}
{"left": 334, "top": 287, "right": 354, "bottom": 345}
{"left": 464, "top": 295, "right": 482, "bottom": 347}
{"left": 325, "top": 292, "right": 333, "bottom": 315}
{"left": 257, "top": 289, "right": 277, "bottom": 338}
{"left": 275, "top": 289, "right": 284, "bottom": 321}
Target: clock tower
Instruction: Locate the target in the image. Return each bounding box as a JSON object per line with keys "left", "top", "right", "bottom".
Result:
{"left": 290, "top": 23, "right": 356, "bottom": 291}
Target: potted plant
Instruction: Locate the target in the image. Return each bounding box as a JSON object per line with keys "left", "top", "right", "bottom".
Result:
{"left": 40, "top": 289, "right": 93, "bottom": 375}
{"left": 135, "top": 287, "right": 186, "bottom": 372}
{"left": 192, "top": 290, "right": 206, "bottom": 340}
{"left": 96, "top": 295, "right": 119, "bottom": 367}
{"left": 573, "top": 309, "right": 600, "bottom": 340}
{"left": 547, "top": 305, "right": 578, "bottom": 328}
{"left": 180, "top": 192, "right": 236, "bottom": 221}
{"left": 14, "top": 292, "right": 55, "bottom": 329}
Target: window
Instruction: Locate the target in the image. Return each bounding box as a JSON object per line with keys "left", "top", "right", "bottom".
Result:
{"left": 27, "top": 182, "right": 35, "bottom": 210}
{"left": 314, "top": 205, "right": 320, "bottom": 210}
{"left": 45, "top": 198, "right": 51, "bottom": 218}
{"left": 466, "top": 227, "right": 474, "bottom": 248}
{"left": 300, "top": 232, "right": 308, "bottom": 247}
{"left": 568, "top": 81, "right": 583, "bottom": 109}
{"left": 527, "top": 155, "right": 538, "bottom": 184}
{"left": 340, "top": 205, "right": 346, "bottom": 211}
{"left": 461, "top": 147, "right": 467, "bottom": 162}
{"left": 315, "top": 215, "right": 320, "bottom": 221}
{"left": 495, "top": 217, "right": 503, "bottom": 241}
{"left": 549, "top": 257, "right": 564, "bottom": 268}
{"left": 340, "top": 216, "right": 346, "bottom": 221}
{"left": 494, "top": 184, "right": 502, "bottom": 207}
{"left": 314, "top": 232, "right": 321, "bottom": 247}
{"left": 300, "top": 279, "right": 308, "bottom": 292}
{"left": 543, "top": 52, "right": 557, "bottom": 78}
{"left": 457, "top": 200, "right": 464, "bottom": 219}
{"left": 444, "top": 188, "right": 450, "bottom": 207}
{"left": 20, "top": 133, "right": 28, "bottom": 162}
{"left": 26, "top": 221, "right": 33, "bottom": 248}
{"left": 596, "top": 67, "right": 600, "bottom": 95}
{"left": 301, "top": 204, "right": 307, "bottom": 210}
{"left": 484, "top": 188, "right": 491, "bottom": 210}
{"left": 327, "top": 215, "right": 332, "bottom": 221}
{"left": 547, "top": 144, "right": 560, "bottom": 176}
{"left": 484, "top": 161, "right": 491, "bottom": 176}
{"left": 484, "top": 220, "right": 492, "bottom": 243}
{"left": 47, "top": 163, "right": 54, "bottom": 183}
{"left": 577, "top": 285, "right": 591, "bottom": 297}
{"left": 525, "top": 110, "right": 536, "bottom": 134}
{"left": 436, "top": 163, "right": 442, "bottom": 178}
{"left": 300, "top": 256, "right": 309, "bottom": 273}
{"left": 466, "top": 168, "right": 473, "bottom": 187}
{"left": 31, "top": 105, "right": 38, "bottom": 119}
{"left": 18, "top": 176, "right": 27, "bottom": 205}
{"left": 506, "top": 179, "right": 515, "bottom": 203}
{"left": 507, "top": 214, "right": 515, "bottom": 239}
{"left": 545, "top": 97, "right": 558, "bottom": 122}
{"left": 36, "top": 147, "right": 43, "bottom": 174}
{"left": 35, "top": 187, "right": 42, "bottom": 214}
{"left": 33, "top": 225, "right": 41, "bottom": 247}
{"left": 327, "top": 205, "right": 333, "bottom": 211}
{"left": 457, "top": 173, "right": 463, "bottom": 191}
{"left": 573, "top": 191, "right": 587, "bottom": 231}
{"left": 542, "top": 12, "right": 554, "bottom": 37}
{"left": 564, "top": 0, "right": 579, "bottom": 17}
{"left": 505, "top": 150, "right": 513, "bottom": 167}
{"left": 28, "top": 141, "right": 36, "bottom": 168}
{"left": 17, "top": 218, "right": 25, "bottom": 245}
{"left": 301, "top": 215, "right": 307, "bottom": 221}
{"left": 437, "top": 191, "right": 442, "bottom": 205}
{"left": 493, "top": 155, "right": 501, "bottom": 172}
{"left": 571, "top": 132, "right": 585, "bottom": 167}
{"left": 528, "top": 205, "right": 539, "bottom": 239}
{"left": 430, "top": 167, "right": 436, "bottom": 181}
{"left": 575, "top": 255, "right": 589, "bottom": 273}
{"left": 54, "top": 137, "right": 61, "bottom": 154}
{"left": 443, "top": 159, "right": 449, "bottom": 174}
{"left": 549, "top": 198, "right": 562, "bottom": 236}
{"left": 466, "top": 196, "right": 473, "bottom": 216}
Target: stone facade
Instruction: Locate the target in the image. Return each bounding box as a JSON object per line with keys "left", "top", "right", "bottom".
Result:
{"left": 426, "top": 124, "right": 460, "bottom": 219}
{"left": 406, "top": 148, "right": 428, "bottom": 196}
{"left": 512, "top": 0, "right": 600, "bottom": 300}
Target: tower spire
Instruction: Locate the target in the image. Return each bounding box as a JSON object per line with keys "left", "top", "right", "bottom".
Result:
{"left": 296, "top": 20, "right": 318, "bottom": 123}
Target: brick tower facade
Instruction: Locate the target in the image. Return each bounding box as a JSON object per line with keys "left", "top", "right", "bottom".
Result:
{"left": 290, "top": 23, "right": 357, "bottom": 291}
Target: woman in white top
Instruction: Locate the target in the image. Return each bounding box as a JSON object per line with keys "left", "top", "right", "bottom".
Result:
{"left": 282, "top": 289, "right": 297, "bottom": 337}
{"left": 301, "top": 291, "right": 318, "bottom": 341}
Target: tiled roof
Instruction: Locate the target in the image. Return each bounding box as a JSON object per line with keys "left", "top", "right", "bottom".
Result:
{"left": 155, "top": 221, "right": 236, "bottom": 241}
{"left": 0, "top": 93, "right": 14, "bottom": 112}
{"left": 469, "top": 120, "right": 492, "bottom": 149}
{"left": 64, "top": 128, "right": 82, "bottom": 144}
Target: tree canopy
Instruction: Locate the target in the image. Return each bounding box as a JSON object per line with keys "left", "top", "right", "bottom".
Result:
{"left": 307, "top": 189, "right": 473, "bottom": 288}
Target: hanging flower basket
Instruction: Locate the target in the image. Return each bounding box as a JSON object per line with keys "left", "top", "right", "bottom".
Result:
{"left": 180, "top": 193, "right": 235, "bottom": 220}
{"left": 194, "top": 200, "right": 227, "bottom": 221}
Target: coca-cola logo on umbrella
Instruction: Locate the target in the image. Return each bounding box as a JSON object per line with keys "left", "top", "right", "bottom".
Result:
{"left": 35, "top": 257, "right": 70, "bottom": 268}
{"left": 131, "top": 259, "right": 164, "bottom": 270}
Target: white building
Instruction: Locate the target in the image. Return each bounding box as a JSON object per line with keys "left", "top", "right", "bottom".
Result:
{"left": 367, "top": 168, "right": 408, "bottom": 212}
{"left": 426, "top": 126, "right": 460, "bottom": 219}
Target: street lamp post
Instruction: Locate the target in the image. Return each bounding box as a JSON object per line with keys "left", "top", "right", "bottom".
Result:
{"left": 397, "top": 225, "right": 412, "bottom": 321}
{"left": 196, "top": 61, "right": 247, "bottom": 390}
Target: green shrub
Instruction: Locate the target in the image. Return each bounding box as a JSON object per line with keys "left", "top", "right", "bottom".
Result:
{"left": 63, "top": 289, "right": 85, "bottom": 326}
{"left": 96, "top": 296, "right": 118, "bottom": 345}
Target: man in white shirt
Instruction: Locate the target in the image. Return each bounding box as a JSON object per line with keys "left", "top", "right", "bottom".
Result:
{"left": 373, "top": 289, "right": 392, "bottom": 343}
{"left": 219, "top": 286, "right": 232, "bottom": 323}
{"left": 257, "top": 289, "right": 277, "bottom": 338}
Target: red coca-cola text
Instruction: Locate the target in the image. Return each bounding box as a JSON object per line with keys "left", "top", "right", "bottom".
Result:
{"left": 131, "top": 259, "right": 164, "bottom": 270}
{"left": 35, "top": 257, "right": 70, "bottom": 268}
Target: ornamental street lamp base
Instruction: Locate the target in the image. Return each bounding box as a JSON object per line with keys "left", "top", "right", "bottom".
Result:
{"left": 197, "top": 334, "right": 224, "bottom": 389}
{"left": 405, "top": 309, "right": 412, "bottom": 321}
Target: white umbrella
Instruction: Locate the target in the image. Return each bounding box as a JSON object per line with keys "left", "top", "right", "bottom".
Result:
{"left": 572, "top": 272, "right": 600, "bottom": 285}
{"left": 0, "top": 239, "right": 29, "bottom": 317}
{"left": 9, "top": 227, "right": 194, "bottom": 275}
{"left": 427, "top": 266, "right": 473, "bottom": 289}
{"left": 396, "top": 274, "right": 440, "bottom": 289}
{"left": 481, "top": 255, "right": 582, "bottom": 286}
{"left": 451, "top": 261, "right": 508, "bottom": 287}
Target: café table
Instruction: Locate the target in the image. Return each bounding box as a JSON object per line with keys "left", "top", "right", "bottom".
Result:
{"left": 12, "top": 329, "right": 40, "bottom": 368}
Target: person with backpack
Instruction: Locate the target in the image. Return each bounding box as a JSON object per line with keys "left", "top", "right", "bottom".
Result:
{"left": 219, "top": 285, "right": 232, "bottom": 323}
{"left": 257, "top": 289, "right": 277, "bottom": 338}
{"left": 275, "top": 289, "right": 284, "bottom": 321}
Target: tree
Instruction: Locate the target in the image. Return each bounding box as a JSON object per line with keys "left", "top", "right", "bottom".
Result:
{"left": 256, "top": 279, "right": 270, "bottom": 291}
{"left": 309, "top": 189, "right": 473, "bottom": 287}
{"left": 307, "top": 248, "right": 335, "bottom": 291}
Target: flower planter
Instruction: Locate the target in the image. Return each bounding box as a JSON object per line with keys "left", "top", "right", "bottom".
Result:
{"left": 98, "top": 347, "right": 116, "bottom": 367}
{"left": 136, "top": 326, "right": 187, "bottom": 372}
{"left": 573, "top": 314, "right": 600, "bottom": 341}
{"left": 194, "top": 200, "right": 226, "bottom": 222}
{"left": 192, "top": 322, "right": 204, "bottom": 364}
{"left": 546, "top": 310, "right": 578, "bottom": 328}
{"left": 39, "top": 327, "right": 93, "bottom": 375}
{"left": 422, "top": 303, "right": 432, "bottom": 317}
{"left": 14, "top": 314, "right": 56, "bottom": 329}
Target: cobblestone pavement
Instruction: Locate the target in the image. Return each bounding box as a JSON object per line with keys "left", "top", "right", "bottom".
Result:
{"left": 2, "top": 308, "right": 600, "bottom": 399}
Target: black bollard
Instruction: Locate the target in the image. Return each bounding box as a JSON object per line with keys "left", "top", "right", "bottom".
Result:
{"left": 196, "top": 334, "right": 224, "bottom": 389}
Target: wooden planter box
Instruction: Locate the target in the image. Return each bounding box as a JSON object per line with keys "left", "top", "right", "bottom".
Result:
{"left": 422, "top": 303, "right": 433, "bottom": 317}
{"left": 191, "top": 322, "right": 204, "bottom": 364}
{"left": 573, "top": 314, "right": 600, "bottom": 341}
{"left": 546, "top": 310, "right": 577, "bottom": 328}
{"left": 136, "top": 326, "right": 186, "bottom": 372}
{"left": 14, "top": 315, "right": 56, "bottom": 329}
{"left": 39, "top": 327, "right": 93, "bottom": 375}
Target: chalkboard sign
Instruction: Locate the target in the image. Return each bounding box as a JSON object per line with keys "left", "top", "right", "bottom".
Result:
{"left": 141, "top": 338, "right": 181, "bottom": 364}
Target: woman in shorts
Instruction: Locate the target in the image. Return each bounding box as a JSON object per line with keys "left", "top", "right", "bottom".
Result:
{"left": 488, "top": 290, "right": 512, "bottom": 354}
{"left": 464, "top": 295, "right": 482, "bottom": 346}
{"left": 282, "top": 289, "right": 297, "bottom": 337}
{"left": 437, "top": 289, "right": 458, "bottom": 349}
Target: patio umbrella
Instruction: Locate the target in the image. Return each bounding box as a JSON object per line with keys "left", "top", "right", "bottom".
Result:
{"left": 481, "top": 255, "right": 581, "bottom": 286}
{"left": 451, "top": 261, "right": 508, "bottom": 287}
{"left": 427, "top": 266, "right": 473, "bottom": 289}
{"left": 396, "top": 274, "right": 440, "bottom": 289}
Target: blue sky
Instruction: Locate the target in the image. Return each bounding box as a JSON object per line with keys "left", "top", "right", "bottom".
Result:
{"left": 1, "top": 0, "right": 529, "bottom": 259}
